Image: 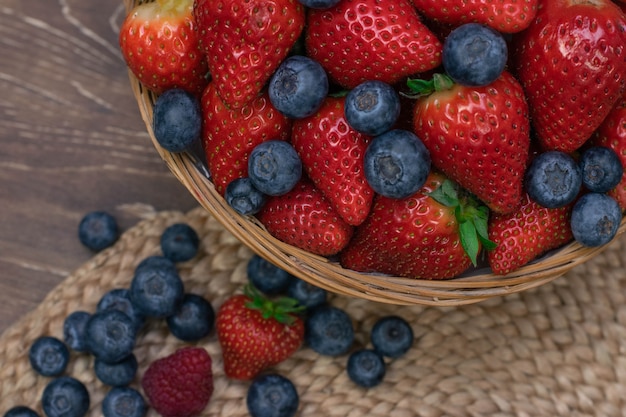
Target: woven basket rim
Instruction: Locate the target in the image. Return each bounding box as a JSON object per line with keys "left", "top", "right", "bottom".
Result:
{"left": 123, "top": 0, "right": 626, "bottom": 306}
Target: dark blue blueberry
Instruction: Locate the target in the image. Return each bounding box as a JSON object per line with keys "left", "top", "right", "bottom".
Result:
{"left": 102, "top": 387, "right": 146, "bottom": 417}
{"left": 248, "top": 140, "right": 302, "bottom": 196}
{"left": 134, "top": 255, "right": 177, "bottom": 275}
{"left": 152, "top": 88, "right": 202, "bottom": 153}
{"left": 85, "top": 310, "right": 137, "bottom": 364}
{"left": 363, "top": 129, "right": 431, "bottom": 199}
{"left": 525, "top": 151, "right": 583, "bottom": 208}
{"left": 78, "top": 211, "right": 119, "bottom": 252}
{"left": 297, "top": 0, "right": 341, "bottom": 9}
{"left": 305, "top": 305, "right": 354, "bottom": 356}
{"left": 286, "top": 278, "right": 327, "bottom": 309}
{"left": 160, "top": 223, "right": 200, "bottom": 263}
{"left": 571, "top": 193, "right": 622, "bottom": 247}
{"left": 41, "top": 377, "right": 90, "bottom": 417}
{"left": 63, "top": 311, "right": 91, "bottom": 353}
{"left": 247, "top": 254, "right": 295, "bottom": 296}
{"left": 345, "top": 80, "right": 401, "bottom": 136}
{"left": 3, "top": 406, "right": 39, "bottom": 417}
{"left": 28, "top": 336, "right": 70, "bottom": 377}
{"left": 225, "top": 178, "right": 267, "bottom": 216}
{"left": 370, "top": 315, "right": 414, "bottom": 358}
{"left": 97, "top": 289, "right": 145, "bottom": 333}
{"left": 95, "top": 354, "right": 138, "bottom": 387}
{"left": 442, "top": 23, "right": 508, "bottom": 87}
{"left": 269, "top": 55, "right": 328, "bottom": 119}
{"left": 346, "top": 349, "right": 386, "bottom": 388}
{"left": 579, "top": 146, "right": 624, "bottom": 193}
{"left": 166, "top": 293, "right": 215, "bottom": 341}
{"left": 129, "top": 261, "right": 184, "bottom": 319}
{"left": 246, "top": 374, "right": 299, "bottom": 417}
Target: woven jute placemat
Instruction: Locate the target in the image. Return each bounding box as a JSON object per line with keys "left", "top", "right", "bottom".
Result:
{"left": 2, "top": 207, "right": 626, "bottom": 417}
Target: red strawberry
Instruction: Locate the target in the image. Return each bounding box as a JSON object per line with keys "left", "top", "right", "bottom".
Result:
{"left": 201, "top": 83, "right": 292, "bottom": 196}
{"left": 340, "top": 172, "right": 495, "bottom": 280}
{"left": 257, "top": 178, "right": 354, "bottom": 256}
{"left": 305, "top": 0, "right": 443, "bottom": 89}
{"left": 216, "top": 285, "right": 305, "bottom": 380}
{"left": 487, "top": 192, "right": 574, "bottom": 275}
{"left": 142, "top": 347, "right": 214, "bottom": 417}
{"left": 411, "top": 72, "right": 531, "bottom": 215}
{"left": 291, "top": 97, "right": 374, "bottom": 226}
{"left": 410, "top": 0, "right": 539, "bottom": 33}
{"left": 193, "top": 0, "right": 306, "bottom": 109}
{"left": 119, "top": 0, "right": 209, "bottom": 95}
{"left": 513, "top": 0, "right": 626, "bottom": 153}
{"left": 590, "top": 95, "right": 626, "bottom": 210}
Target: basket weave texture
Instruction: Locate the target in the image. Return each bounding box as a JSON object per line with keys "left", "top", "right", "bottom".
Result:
{"left": 124, "top": 0, "right": 626, "bottom": 306}
{"left": 2, "top": 207, "right": 626, "bottom": 417}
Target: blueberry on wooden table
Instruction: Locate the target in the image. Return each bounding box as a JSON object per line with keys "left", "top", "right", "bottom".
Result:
{"left": 77, "top": 211, "right": 119, "bottom": 252}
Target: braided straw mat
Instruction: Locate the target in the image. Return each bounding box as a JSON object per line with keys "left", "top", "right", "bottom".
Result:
{"left": 2, "top": 207, "right": 626, "bottom": 417}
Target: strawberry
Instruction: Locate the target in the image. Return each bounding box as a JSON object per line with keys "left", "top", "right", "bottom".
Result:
{"left": 256, "top": 178, "right": 354, "bottom": 256}
{"left": 119, "top": 0, "right": 209, "bottom": 95}
{"left": 411, "top": 72, "right": 531, "bottom": 215}
{"left": 513, "top": 0, "right": 626, "bottom": 153}
{"left": 305, "top": 0, "right": 443, "bottom": 89}
{"left": 193, "top": 0, "right": 306, "bottom": 109}
{"left": 410, "top": 0, "right": 539, "bottom": 33}
{"left": 201, "top": 83, "right": 292, "bottom": 196}
{"left": 340, "top": 172, "right": 496, "bottom": 280}
{"left": 291, "top": 97, "right": 374, "bottom": 226}
{"left": 590, "top": 94, "right": 626, "bottom": 210}
{"left": 216, "top": 285, "right": 305, "bottom": 380}
{"left": 142, "top": 347, "right": 214, "bottom": 417}
{"left": 487, "top": 192, "right": 574, "bottom": 275}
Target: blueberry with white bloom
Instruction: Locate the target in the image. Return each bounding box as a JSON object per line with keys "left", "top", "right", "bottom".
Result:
{"left": 345, "top": 80, "right": 401, "bottom": 136}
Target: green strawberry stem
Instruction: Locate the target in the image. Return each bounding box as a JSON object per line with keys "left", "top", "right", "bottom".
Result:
{"left": 428, "top": 180, "right": 497, "bottom": 266}
{"left": 244, "top": 284, "right": 305, "bottom": 326}
{"left": 404, "top": 73, "right": 455, "bottom": 98}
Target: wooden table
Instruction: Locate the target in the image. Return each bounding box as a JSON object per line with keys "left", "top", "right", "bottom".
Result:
{"left": 0, "top": 0, "right": 199, "bottom": 333}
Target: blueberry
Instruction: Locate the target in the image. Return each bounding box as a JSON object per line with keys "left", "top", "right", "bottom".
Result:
{"left": 3, "top": 406, "right": 39, "bottom": 417}
{"left": 442, "top": 23, "right": 508, "bottom": 87}
{"left": 248, "top": 140, "right": 302, "bottom": 196}
{"left": 135, "top": 255, "right": 177, "bottom": 275}
{"left": 160, "top": 223, "right": 200, "bottom": 263}
{"left": 297, "top": 0, "right": 341, "bottom": 9}
{"left": 63, "top": 311, "right": 91, "bottom": 353}
{"left": 28, "top": 336, "right": 70, "bottom": 377}
{"left": 346, "top": 349, "right": 386, "bottom": 388}
{"left": 345, "top": 80, "right": 401, "bottom": 136}
{"left": 85, "top": 309, "right": 137, "bottom": 364}
{"left": 225, "top": 177, "right": 267, "bottom": 216}
{"left": 246, "top": 374, "right": 299, "bottom": 417}
{"left": 129, "top": 261, "right": 184, "bottom": 319}
{"left": 579, "top": 146, "right": 624, "bottom": 193}
{"left": 97, "top": 289, "right": 145, "bottom": 333}
{"left": 102, "top": 387, "right": 146, "bottom": 417}
{"left": 305, "top": 305, "right": 354, "bottom": 356}
{"left": 370, "top": 316, "right": 414, "bottom": 358}
{"left": 247, "top": 254, "right": 295, "bottom": 295}
{"left": 525, "top": 151, "right": 583, "bottom": 208}
{"left": 166, "top": 293, "right": 215, "bottom": 341}
{"left": 571, "top": 192, "right": 622, "bottom": 247}
{"left": 152, "top": 88, "right": 202, "bottom": 153}
{"left": 363, "top": 129, "right": 431, "bottom": 199}
{"left": 95, "top": 354, "right": 138, "bottom": 387}
{"left": 286, "top": 278, "right": 327, "bottom": 309}
{"left": 269, "top": 55, "right": 329, "bottom": 119}
{"left": 41, "top": 377, "right": 90, "bottom": 417}
{"left": 78, "top": 211, "right": 119, "bottom": 252}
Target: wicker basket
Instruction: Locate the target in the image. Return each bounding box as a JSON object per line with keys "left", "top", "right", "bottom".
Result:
{"left": 123, "top": 0, "right": 626, "bottom": 306}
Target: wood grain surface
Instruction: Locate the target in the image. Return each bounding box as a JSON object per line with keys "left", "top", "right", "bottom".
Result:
{"left": 0, "top": 0, "right": 198, "bottom": 332}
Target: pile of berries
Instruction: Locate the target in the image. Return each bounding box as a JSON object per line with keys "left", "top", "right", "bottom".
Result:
{"left": 120, "top": 0, "right": 626, "bottom": 281}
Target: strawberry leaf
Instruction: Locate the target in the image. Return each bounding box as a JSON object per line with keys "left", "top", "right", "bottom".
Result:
{"left": 428, "top": 179, "right": 497, "bottom": 265}
{"left": 244, "top": 284, "right": 305, "bottom": 325}
{"left": 404, "top": 73, "right": 454, "bottom": 98}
